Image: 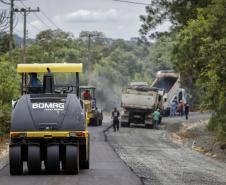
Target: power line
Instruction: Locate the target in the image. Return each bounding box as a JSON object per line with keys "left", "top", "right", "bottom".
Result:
{"left": 17, "top": 12, "right": 41, "bottom": 32}
{"left": 14, "top": 3, "right": 21, "bottom": 9}
{"left": 0, "top": 10, "right": 10, "bottom": 31}
{"left": 14, "top": 7, "right": 40, "bottom": 63}
{"left": 0, "top": 0, "right": 10, "bottom": 5}
{"left": 40, "top": 10, "right": 60, "bottom": 30}
{"left": 13, "top": 13, "right": 18, "bottom": 28}
{"left": 18, "top": 1, "right": 51, "bottom": 30}
{"left": 19, "top": 0, "right": 60, "bottom": 30}
{"left": 19, "top": 0, "right": 26, "bottom": 7}
{"left": 112, "top": 0, "right": 149, "bottom": 5}
{"left": 34, "top": 12, "right": 52, "bottom": 29}
{"left": 16, "top": 1, "right": 42, "bottom": 32}
{"left": 27, "top": 21, "right": 41, "bottom": 32}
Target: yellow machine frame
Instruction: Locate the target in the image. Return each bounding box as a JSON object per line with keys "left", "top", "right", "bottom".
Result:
{"left": 17, "top": 63, "right": 83, "bottom": 73}
{"left": 79, "top": 86, "right": 97, "bottom": 126}
{"left": 12, "top": 63, "right": 88, "bottom": 141}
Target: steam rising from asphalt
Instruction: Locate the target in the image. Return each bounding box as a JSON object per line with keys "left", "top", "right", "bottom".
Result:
{"left": 90, "top": 74, "right": 122, "bottom": 111}
{"left": 53, "top": 72, "right": 123, "bottom": 111}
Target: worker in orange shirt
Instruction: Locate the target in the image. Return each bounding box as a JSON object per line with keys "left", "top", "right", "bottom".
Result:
{"left": 83, "top": 90, "right": 91, "bottom": 100}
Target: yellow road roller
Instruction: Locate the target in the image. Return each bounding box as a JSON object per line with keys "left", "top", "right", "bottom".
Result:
{"left": 79, "top": 86, "right": 103, "bottom": 126}
{"left": 10, "top": 63, "right": 89, "bottom": 175}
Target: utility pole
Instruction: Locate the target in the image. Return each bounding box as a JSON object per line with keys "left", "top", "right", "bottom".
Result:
{"left": 87, "top": 34, "right": 92, "bottom": 69}
{"left": 14, "top": 7, "right": 40, "bottom": 64}
{"left": 81, "top": 32, "right": 100, "bottom": 83}
{"left": 9, "top": 0, "right": 14, "bottom": 63}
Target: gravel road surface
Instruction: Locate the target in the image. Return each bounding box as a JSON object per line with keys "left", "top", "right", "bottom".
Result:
{"left": 106, "top": 113, "right": 226, "bottom": 185}
{"left": 0, "top": 122, "right": 142, "bottom": 185}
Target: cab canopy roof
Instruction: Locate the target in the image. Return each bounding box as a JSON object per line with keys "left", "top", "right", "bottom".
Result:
{"left": 17, "top": 63, "right": 83, "bottom": 73}
{"left": 80, "top": 85, "right": 96, "bottom": 89}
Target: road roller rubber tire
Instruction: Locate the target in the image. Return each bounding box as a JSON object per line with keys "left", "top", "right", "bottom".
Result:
{"left": 80, "top": 137, "right": 90, "bottom": 169}
{"left": 46, "top": 145, "right": 60, "bottom": 174}
{"left": 62, "top": 145, "right": 79, "bottom": 174}
{"left": 27, "top": 145, "right": 41, "bottom": 174}
{"left": 80, "top": 160, "right": 89, "bottom": 169}
{"left": 9, "top": 145, "right": 23, "bottom": 175}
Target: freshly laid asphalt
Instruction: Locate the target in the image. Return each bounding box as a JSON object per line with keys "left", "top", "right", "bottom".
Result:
{"left": 0, "top": 121, "right": 142, "bottom": 185}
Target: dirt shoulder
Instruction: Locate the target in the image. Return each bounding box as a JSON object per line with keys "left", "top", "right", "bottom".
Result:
{"left": 0, "top": 137, "right": 9, "bottom": 170}
{"left": 163, "top": 113, "right": 226, "bottom": 161}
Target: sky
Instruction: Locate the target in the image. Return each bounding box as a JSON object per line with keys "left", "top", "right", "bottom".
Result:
{"left": 2, "top": 0, "right": 170, "bottom": 39}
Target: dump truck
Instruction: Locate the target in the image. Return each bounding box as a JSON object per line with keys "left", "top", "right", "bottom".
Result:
{"left": 121, "top": 82, "right": 163, "bottom": 128}
{"left": 151, "top": 70, "right": 186, "bottom": 116}
{"left": 79, "top": 86, "right": 103, "bottom": 126}
{"left": 10, "top": 63, "right": 89, "bottom": 175}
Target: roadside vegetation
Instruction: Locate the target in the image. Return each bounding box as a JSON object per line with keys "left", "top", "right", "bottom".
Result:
{"left": 140, "top": 0, "right": 226, "bottom": 141}
{"left": 0, "top": 0, "right": 225, "bottom": 142}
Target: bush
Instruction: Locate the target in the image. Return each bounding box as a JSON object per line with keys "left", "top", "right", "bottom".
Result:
{"left": 0, "top": 59, "right": 19, "bottom": 134}
{"left": 208, "top": 113, "right": 226, "bottom": 141}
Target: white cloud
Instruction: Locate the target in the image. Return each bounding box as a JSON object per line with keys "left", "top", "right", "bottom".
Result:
{"left": 57, "top": 9, "right": 119, "bottom": 23}
{"left": 118, "top": 25, "right": 124, "bottom": 30}
{"left": 30, "top": 20, "right": 45, "bottom": 29}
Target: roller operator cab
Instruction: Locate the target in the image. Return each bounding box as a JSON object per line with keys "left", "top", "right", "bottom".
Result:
{"left": 10, "top": 63, "right": 90, "bottom": 175}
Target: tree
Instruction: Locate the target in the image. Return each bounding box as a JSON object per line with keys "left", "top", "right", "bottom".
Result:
{"left": 144, "top": 35, "right": 173, "bottom": 79}
{"left": 172, "top": 0, "right": 226, "bottom": 140}
{"left": 140, "top": 0, "right": 211, "bottom": 38}
{"left": 0, "top": 33, "right": 10, "bottom": 54}
{"left": 0, "top": 10, "right": 9, "bottom": 32}
{"left": 0, "top": 58, "right": 19, "bottom": 133}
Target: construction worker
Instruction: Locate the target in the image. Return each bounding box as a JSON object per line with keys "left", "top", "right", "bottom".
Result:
{"left": 172, "top": 97, "right": 178, "bottom": 116}
{"left": 29, "top": 73, "right": 42, "bottom": 88}
{"left": 185, "top": 102, "right": 190, "bottom": 120}
{"left": 152, "top": 108, "right": 161, "bottom": 129}
{"left": 170, "top": 101, "right": 177, "bottom": 116}
{"left": 112, "top": 107, "right": 120, "bottom": 132}
{"left": 83, "top": 90, "right": 91, "bottom": 100}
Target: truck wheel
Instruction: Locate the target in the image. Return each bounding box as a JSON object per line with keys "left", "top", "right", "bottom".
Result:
{"left": 90, "top": 118, "right": 97, "bottom": 126}
{"left": 10, "top": 145, "right": 23, "bottom": 175}
{"left": 99, "top": 120, "right": 102, "bottom": 126}
{"left": 98, "top": 118, "right": 103, "bottom": 126}
{"left": 145, "top": 124, "right": 152, "bottom": 129}
{"left": 62, "top": 145, "right": 79, "bottom": 174}
{"left": 80, "top": 160, "right": 89, "bottom": 169}
{"left": 121, "top": 122, "right": 129, "bottom": 127}
{"left": 95, "top": 119, "right": 98, "bottom": 126}
{"left": 97, "top": 119, "right": 100, "bottom": 126}
{"left": 27, "top": 145, "right": 41, "bottom": 174}
{"left": 46, "top": 145, "right": 60, "bottom": 174}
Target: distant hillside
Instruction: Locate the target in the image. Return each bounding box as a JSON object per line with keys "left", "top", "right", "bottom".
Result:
{"left": 0, "top": 32, "right": 35, "bottom": 47}
{"left": 13, "top": 34, "right": 34, "bottom": 46}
